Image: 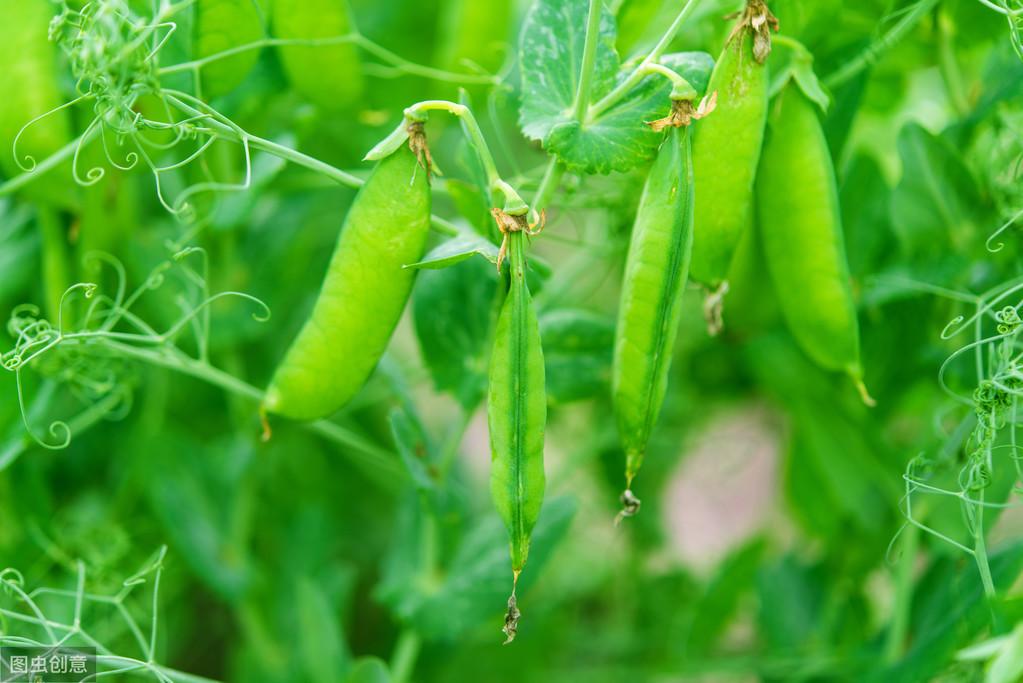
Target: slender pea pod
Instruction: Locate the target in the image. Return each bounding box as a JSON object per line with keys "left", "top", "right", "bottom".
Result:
{"left": 272, "top": 0, "right": 363, "bottom": 111}
{"left": 0, "top": 0, "right": 76, "bottom": 208}
{"left": 756, "top": 82, "right": 873, "bottom": 405}
{"left": 612, "top": 120, "right": 695, "bottom": 517}
{"left": 488, "top": 220, "right": 546, "bottom": 644}
{"left": 195, "top": 0, "right": 265, "bottom": 99}
{"left": 689, "top": 0, "right": 776, "bottom": 331}
{"left": 263, "top": 138, "right": 431, "bottom": 421}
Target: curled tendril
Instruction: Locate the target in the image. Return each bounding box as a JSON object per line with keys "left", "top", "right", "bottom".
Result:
{"left": 985, "top": 207, "right": 1023, "bottom": 253}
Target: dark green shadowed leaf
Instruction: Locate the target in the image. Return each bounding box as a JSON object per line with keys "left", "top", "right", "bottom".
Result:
{"left": 409, "top": 496, "right": 576, "bottom": 640}
{"left": 539, "top": 308, "right": 615, "bottom": 404}
{"left": 346, "top": 658, "right": 393, "bottom": 683}
{"left": 890, "top": 123, "right": 983, "bottom": 256}
{"left": 413, "top": 256, "right": 497, "bottom": 409}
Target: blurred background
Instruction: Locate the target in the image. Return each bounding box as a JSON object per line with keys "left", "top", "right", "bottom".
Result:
{"left": 0, "top": 0, "right": 1022, "bottom": 681}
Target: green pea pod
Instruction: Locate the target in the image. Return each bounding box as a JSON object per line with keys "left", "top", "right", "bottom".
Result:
{"left": 272, "top": 0, "right": 363, "bottom": 111}
{"left": 612, "top": 124, "right": 694, "bottom": 512}
{"left": 0, "top": 0, "right": 76, "bottom": 209}
{"left": 195, "top": 0, "right": 265, "bottom": 99}
{"left": 756, "top": 82, "right": 873, "bottom": 405}
{"left": 689, "top": 1, "right": 774, "bottom": 303}
{"left": 264, "top": 144, "right": 431, "bottom": 420}
{"left": 488, "top": 228, "right": 546, "bottom": 644}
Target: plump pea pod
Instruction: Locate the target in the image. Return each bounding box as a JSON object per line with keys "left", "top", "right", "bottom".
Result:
{"left": 272, "top": 0, "right": 363, "bottom": 111}
{"left": 488, "top": 226, "right": 546, "bottom": 645}
{"left": 689, "top": 0, "right": 776, "bottom": 328}
{"left": 612, "top": 124, "right": 695, "bottom": 516}
{"left": 195, "top": 0, "right": 265, "bottom": 98}
{"left": 263, "top": 142, "right": 431, "bottom": 420}
{"left": 755, "top": 82, "right": 873, "bottom": 405}
{"left": 0, "top": 0, "right": 76, "bottom": 208}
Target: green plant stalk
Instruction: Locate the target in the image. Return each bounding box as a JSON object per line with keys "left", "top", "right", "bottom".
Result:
{"left": 884, "top": 520, "right": 919, "bottom": 663}
{"left": 972, "top": 489, "right": 997, "bottom": 601}
{"left": 100, "top": 340, "right": 406, "bottom": 488}
{"left": 587, "top": 0, "right": 702, "bottom": 119}
{"left": 571, "top": 0, "right": 605, "bottom": 120}
{"left": 163, "top": 94, "right": 461, "bottom": 235}
{"left": 390, "top": 629, "right": 422, "bottom": 683}
{"left": 824, "top": 0, "right": 941, "bottom": 89}
{"left": 406, "top": 100, "right": 528, "bottom": 213}
{"left": 531, "top": 157, "right": 565, "bottom": 217}
{"left": 160, "top": 35, "right": 499, "bottom": 85}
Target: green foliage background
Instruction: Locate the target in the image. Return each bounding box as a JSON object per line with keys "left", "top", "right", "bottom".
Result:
{"left": 0, "top": 0, "right": 1021, "bottom": 681}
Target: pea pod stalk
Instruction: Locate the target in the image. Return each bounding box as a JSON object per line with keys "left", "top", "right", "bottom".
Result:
{"left": 488, "top": 212, "right": 547, "bottom": 644}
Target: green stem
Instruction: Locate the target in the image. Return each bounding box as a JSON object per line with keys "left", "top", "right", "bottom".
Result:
{"left": 824, "top": 0, "right": 940, "bottom": 89}
{"left": 101, "top": 341, "right": 405, "bottom": 487}
{"left": 406, "top": 100, "right": 528, "bottom": 213}
{"left": 163, "top": 94, "right": 459, "bottom": 235}
{"left": 160, "top": 35, "right": 498, "bottom": 85}
{"left": 572, "top": 0, "right": 606, "bottom": 121}
{"left": 937, "top": 10, "right": 969, "bottom": 117}
{"left": 390, "top": 629, "right": 421, "bottom": 683}
{"left": 972, "top": 490, "right": 997, "bottom": 601}
{"left": 532, "top": 157, "right": 565, "bottom": 215}
{"left": 884, "top": 521, "right": 919, "bottom": 663}
{"left": 587, "top": 0, "right": 702, "bottom": 119}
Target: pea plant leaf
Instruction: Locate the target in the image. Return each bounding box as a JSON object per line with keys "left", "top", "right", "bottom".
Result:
{"left": 408, "top": 496, "right": 576, "bottom": 640}
{"left": 413, "top": 257, "right": 497, "bottom": 409}
{"left": 519, "top": 0, "right": 713, "bottom": 174}
{"left": 539, "top": 308, "right": 615, "bottom": 404}
{"left": 889, "top": 123, "right": 983, "bottom": 256}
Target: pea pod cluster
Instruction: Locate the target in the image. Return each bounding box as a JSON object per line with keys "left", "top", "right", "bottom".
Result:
{"left": 487, "top": 214, "right": 547, "bottom": 644}
{"left": 755, "top": 81, "right": 873, "bottom": 404}
{"left": 689, "top": 0, "right": 776, "bottom": 333}
{"left": 612, "top": 104, "right": 698, "bottom": 517}
{"left": 263, "top": 134, "right": 432, "bottom": 421}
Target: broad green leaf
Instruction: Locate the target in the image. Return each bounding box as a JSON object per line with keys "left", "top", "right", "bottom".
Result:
{"left": 519, "top": 0, "right": 713, "bottom": 173}
{"left": 297, "top": 578, "right": 351, "bottom": 681}
{"left": 683, "top": 538, "right": 766, "bottom": 656}
{"left": 889, "top": 123, "right": 982, "bottom": 255}
{"left": 412, "top": 256, "right": 497, "bottom": 409}
{"left": 539, "top": 308, "right": 615, "bottom": 404}
{"left": 389, "top": 407, "right": 438, "bottom": 491}
{"left": 986, "top": 624, "right": 1023, "bottom": 683}
{"left": 871, "top": 542, "right": 1023, "bottom": 683}
{"left": 518, "top": 0, "right": 618, "bottom": 142}
{"left": 346, "top": 658, "right": 392, "bottom": 683}
{"left": 409, "top": 496, "right": 576, "bottom": 640}
{"left": 840, "top": 152, "right": 895, "bottom": 278}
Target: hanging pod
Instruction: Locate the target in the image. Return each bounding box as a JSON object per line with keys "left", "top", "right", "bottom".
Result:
{"left": 487, "top": 213, "right": 547, "bottom": 644}
{"left": 612, "top": 100, "right": 700, "bottom": 518}
{"left": 263, "top": 130, "right": 432, "bottom": 421}
{"left": 689, "top": 0, "right": 776, "bottom": 333}
{"left": 755, "top": 81, "right": 873, "bottom": 405}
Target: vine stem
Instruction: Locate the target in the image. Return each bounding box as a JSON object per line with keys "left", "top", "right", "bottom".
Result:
{"left": 572, "top": 0, "right": 606, "bottom": 121}
{"left": 824, "top": 0, "right": 941, "bottom": 89}
{"left": 406, "top": 100, "right": 528, "bottom": 213}
{"left": 884, "top": 521, "right": 919, "bottom": 663}
{"left": 159, "top": 35, "right": 499, "bottom": 86}
{"left": 587, "top": 0, "right": 702, "bottom": 120}
{"left": 972, "top": 488, "right": 997, "bottom": 601}
{"left": 100, "top": 340, "right": 406, "bottom": 488}
{"left": 390, "top": 629, "right": 422, "bottom": 683}
{"left": 162, "top": 94, "right": 460, "bottom": 235}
